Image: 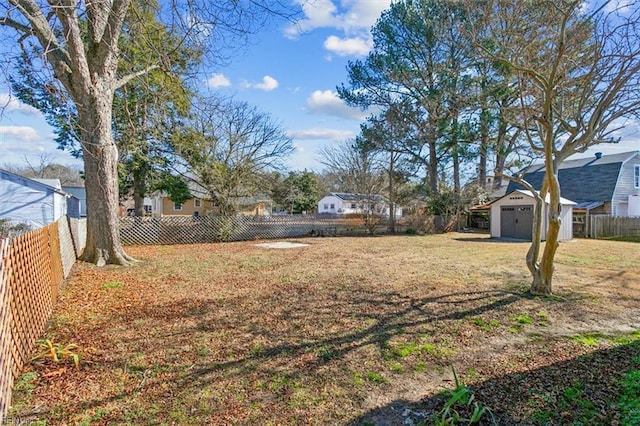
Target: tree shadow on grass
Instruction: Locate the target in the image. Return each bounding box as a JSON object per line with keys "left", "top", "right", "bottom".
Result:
{"left": 454, "top": 236, "right": 531, "bottom": 243}
{"left": 31, "top": 289, "right": 524, "bottom": 420}
{"left": 15, "top": 281, "right": 636, "bottom": 424}
{"left": 349, "top": 340, "right": 640, "bottom": 425}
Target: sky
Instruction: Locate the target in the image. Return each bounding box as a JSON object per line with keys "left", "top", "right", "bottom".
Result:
{"left": 1, "top": 0, "right": 639, "bottom": 175}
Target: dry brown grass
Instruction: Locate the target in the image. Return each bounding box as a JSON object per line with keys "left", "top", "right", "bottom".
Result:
{"left": 9, "top": 233, "right": 640, "bottom": 425}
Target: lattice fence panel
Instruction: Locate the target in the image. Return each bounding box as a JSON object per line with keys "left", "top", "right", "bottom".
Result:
{"left": 0, "top": 222, "right": 65, "bottom": 423}
{"left": 0, "top": 239, "right": 13, "bottom": 422}
{"left": 119, "top": 216, "right": 367, "bottom": 245}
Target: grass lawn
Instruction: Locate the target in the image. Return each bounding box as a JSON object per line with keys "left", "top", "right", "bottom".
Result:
{"left": 9, "top": 233, "right": 640, "bottom": 425}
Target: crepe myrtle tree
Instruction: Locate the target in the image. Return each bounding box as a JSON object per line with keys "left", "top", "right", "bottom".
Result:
{"left": 470, "top": 0, "right": 640, "bottom": 295}
{"left": 1, "top": 0, "right": 296, "bottom": 266}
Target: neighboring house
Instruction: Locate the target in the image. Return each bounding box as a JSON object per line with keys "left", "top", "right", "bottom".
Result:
{"left": 62, "top": 186, "right": 86, "bottom": 217}
{"left": 151, "top": 182, "right": 272, "bottom": 217}
{"left": 317, "top": 193, "right": 403, "bottom": 218}
{"left": 489, "top": 190, "right": 576, "bottom": 241}
{"left": 506, "top": 151, "right": 640, "bottom": 217}
{"left": 0, "top": 169, "right": 73, "bottom": 227}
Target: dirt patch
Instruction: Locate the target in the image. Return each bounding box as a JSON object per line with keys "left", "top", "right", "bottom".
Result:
{"left": 253, "top": 241, "right": 310, "bottom": 249}
{"left": 9, "top": 233, "right": 640, "bottom": 425}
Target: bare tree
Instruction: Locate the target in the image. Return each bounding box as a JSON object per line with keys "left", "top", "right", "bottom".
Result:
{"left": 1, "top": 1, "right": 296, "bottom": 265}
{"left": 172, "top": 98, "right": 293, "bottom": 216}
{"left": 471, "top": 0, "right": 640, "bottom": 295}
{"left": 319, "top": 138, "right": 387, "bottom": 233}
{"left": 2, "top": 154, "right": 84, "bottom": 186}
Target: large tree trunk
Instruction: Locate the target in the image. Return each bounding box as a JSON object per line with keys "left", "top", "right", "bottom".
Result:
{"left": 428, "top": 139, "right": 438, "bottom": 195}
{"left": 78, "top": 87, "right": 134, "bottom": 266}
{"left": 388, "top": 151, "right": 395, "bottom": 234}
{"left": 133, "top": 166, "right": 146, "bottom": 217}
{"left": 478, "top": 105, "right": 489, "bottom": 187}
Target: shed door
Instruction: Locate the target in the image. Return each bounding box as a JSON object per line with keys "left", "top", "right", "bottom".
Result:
{"left": 501, "top": 205, "right": 533, "bottom": 240}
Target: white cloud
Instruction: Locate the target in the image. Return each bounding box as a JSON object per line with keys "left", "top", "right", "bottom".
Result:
{"left": 254, "top": 75, "right": 279, "bottom": 91}
{"left": 306, "top": 90, "right": 366, "bottom": 121}
{"left": 206, "top": 73, "right": 231, "bottom": 88}
{"left": 323, "top": 35, "right": 372, "bottom": 57}
{"left": 285, "top": 0, "right": 341, "bottom": 37}
{"left": 285, "top": 0, "right": 391, "bottom": 57}
{"left": 287, "top": 0, "right": 390, "bottom": 36}
{"left": 287, "top": 128, "right": 354, "bottom": 141}
{"left": 0, "top": 94, "right": 42, "bottom": 116}
{"left": 603, "top": 0, "right": 634, "bottom": 13}
{"left": 0, "top": 126, "right": 42, "bottom": 142}
{"left": 242, "top": 75, "right": 279, "bottom": 91}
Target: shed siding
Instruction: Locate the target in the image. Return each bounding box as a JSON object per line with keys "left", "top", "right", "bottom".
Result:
{"left": 490, "top": 191, "right": 574, "bottom": 241}
{"left": 559, "top": 205, "right": 574, "bottom": 241}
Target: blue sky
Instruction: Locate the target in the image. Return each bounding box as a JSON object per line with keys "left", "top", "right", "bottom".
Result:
{"left": 1, "top": 0, "right": 639, "bottom": 174}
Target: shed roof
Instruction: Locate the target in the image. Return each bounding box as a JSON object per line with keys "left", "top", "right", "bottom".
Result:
{"left": 490, "top": 190, "right": 576, "bottom": 206}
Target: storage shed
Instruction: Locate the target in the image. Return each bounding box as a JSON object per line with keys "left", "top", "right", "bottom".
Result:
{"left": 489, "top": 190, "right": 576, "bottom": 241}
{"left": 0, "top": 169, "right": 69, "bottom": 228}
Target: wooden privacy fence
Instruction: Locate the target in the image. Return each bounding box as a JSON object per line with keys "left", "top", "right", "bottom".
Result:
{"left": 119, "top": 215, "right": 405, "bottom": 245}
{"left": 0, "top": 218, "right": 82, "bottom": 423}
{"left": 589, "top": 215, "right": 640, "bottom": 239}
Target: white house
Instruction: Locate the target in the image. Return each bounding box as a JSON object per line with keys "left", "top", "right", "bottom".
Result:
{"left": 0, "top": 169, "right": 70, "bottom": 228}
{"left": 317, "top": 193, "right": 403, "bottom": 218}
{"left": 489, "top": 190, "right": 575, "bottom": 241}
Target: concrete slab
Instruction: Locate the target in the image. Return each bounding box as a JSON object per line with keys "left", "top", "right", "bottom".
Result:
{"left": 254, "top": 241, "right": 310, "bottom": 249}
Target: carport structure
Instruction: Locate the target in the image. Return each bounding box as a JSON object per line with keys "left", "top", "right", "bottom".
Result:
{"left": 489, "top": 190, "right": 576, "bottom": 241}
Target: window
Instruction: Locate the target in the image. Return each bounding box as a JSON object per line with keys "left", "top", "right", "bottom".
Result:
{"left": 323, "top": 203, "right": 328, "bottom": 210}
{"left": 351, "top": 203, "right": 356, "bottom": 209}
{"left": 194, "top": 199, "right": 201, "bottom": 207}
{"left": 173, "top": 202, "right": 182, "bottom": 211}
{"left": 330, "top": 203, "right": 335, "bottom": 209}
{"left": 635, "top": 164, "right": 640, "bottom": 188}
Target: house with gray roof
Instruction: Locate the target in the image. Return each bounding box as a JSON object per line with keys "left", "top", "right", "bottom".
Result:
{"left": 505, "top": 151, "right": 640, "bottom": 217}
{"left": 317, "top": 193, "right": 403, "bottom": 218}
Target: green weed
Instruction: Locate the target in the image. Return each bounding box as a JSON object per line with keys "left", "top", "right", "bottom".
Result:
{"left": 414, "top": 362, "right": 427, "bottom": 373}
{"left": 32, "top": 338, "right": 80, "bottom": 369}
{"left": 390, "top": 363, "right": 404, "bottom": 373}
{"left": 14, "top": 371, "right": 38, "bottom": 392}
{"left": 102, "top": 281, "right": 124, "bottom": 289}
{"left": 617, "top": 370, "right": 640, "bottom": 424}
{"left": 572, "top": 333, "right": 601, "bottom": 346}
{"left": 610, "top": 331, "right": 640, "bottom": 345}
{"left": 250, "top": 343, "right": 264, "bottom": 357}
{"left": 471, "top": 317, "right": 501, "bottom": 332}
{"left": 317, "top": 345, "right": 336, "bottom": 360}
{"left": 426, "top": 366, "right": 495, "bottom": 425}
{"left": 365, "top": 371, "right": 387, "bottom": 384}
{"left": 515, "top": 315, "right": 533, "bottom": 325}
